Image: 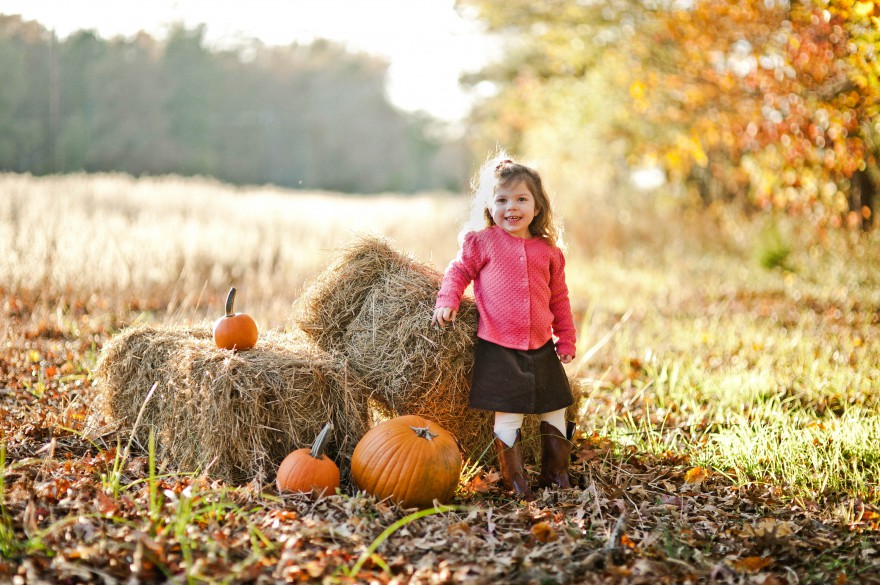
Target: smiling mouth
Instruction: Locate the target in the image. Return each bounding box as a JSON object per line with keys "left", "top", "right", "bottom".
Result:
{"left": 505, "top": 216, "right": 522, "bottom": 221}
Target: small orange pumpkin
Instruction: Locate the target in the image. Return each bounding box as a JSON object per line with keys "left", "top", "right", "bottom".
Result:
{"left": 276, "top": 422, "right": 340, "bottom": 498}
{"left": 351, "top": 415, "right": 462, "bottom": 509}
{"left": 213, "top": 287, "right": 258, "bottom": 351}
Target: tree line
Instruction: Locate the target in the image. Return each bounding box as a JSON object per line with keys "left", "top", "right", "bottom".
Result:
{"left": 0, "top": 15, "right": 468, "bottom": 193}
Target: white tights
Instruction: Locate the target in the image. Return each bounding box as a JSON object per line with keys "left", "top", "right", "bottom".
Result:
{"left": 494, "top": 409, "right": 567, "bottom": 447}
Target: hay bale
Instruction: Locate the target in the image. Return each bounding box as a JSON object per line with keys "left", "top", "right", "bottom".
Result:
{"left": 290, "top": 236, "right": 490, "bottom": 458}
{"left": 291, "top": 235, "right": 585, "bottom": 463}
{"left": 91, "top": 325, "right": 371, "bottom": 485}
{"left": 342, "top": 254, "right": 494, "bottom": 459}
{"left": 89, "top": 325, "right": 188, "bottom": 442}
{"left": 290, "top": 236, "right": 405, "bottom": 350}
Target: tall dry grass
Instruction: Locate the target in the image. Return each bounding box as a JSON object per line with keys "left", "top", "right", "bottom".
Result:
{"left": 0, "top": 173, "right": 467, "bottom": 327}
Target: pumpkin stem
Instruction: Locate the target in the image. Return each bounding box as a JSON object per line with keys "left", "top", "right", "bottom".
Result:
{"left": 412, "top": 426, "right": 438, "bottom": 441}
{"left": 310, "top": 422, "right": 333, "bottom": 459}
{"left": 224, "top": 287, "right": 237, "bottom": 317}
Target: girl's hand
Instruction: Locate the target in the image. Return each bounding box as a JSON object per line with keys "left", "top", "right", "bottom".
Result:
{"left": 558, "top": 354, "right": 574, "bottom": 364}
{"left": 432, "top": 306, "right": 457, "bottom": 328}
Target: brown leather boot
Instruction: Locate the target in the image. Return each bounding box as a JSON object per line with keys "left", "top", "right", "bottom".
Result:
{"left": 538, "top": 421, "right": 574, "bottom": 489}
{"left": 493, "top": 430, "right": 535, "bottom": 501}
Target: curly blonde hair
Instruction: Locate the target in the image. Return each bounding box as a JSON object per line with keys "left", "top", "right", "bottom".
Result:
{"left": 460, "top": 151, "right": 563, "bottom": 248}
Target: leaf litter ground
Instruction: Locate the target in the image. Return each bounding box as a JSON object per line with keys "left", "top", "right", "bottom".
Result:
{"left": 2, "top": 290, "right": 879, "bottom": 584}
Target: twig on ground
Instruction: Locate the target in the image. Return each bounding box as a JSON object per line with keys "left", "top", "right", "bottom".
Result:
{"left": 578, "top": 510, "right": 630, "bottom": 570}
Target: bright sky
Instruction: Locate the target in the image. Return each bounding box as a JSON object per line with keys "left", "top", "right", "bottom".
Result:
{"left": 2, "top": 0, "right": 499, "bottom": 124}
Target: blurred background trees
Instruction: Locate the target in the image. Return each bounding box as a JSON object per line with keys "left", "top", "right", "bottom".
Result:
{"left": 0, "top": 15, "right": 466, "bottom": 193}
{"left": 1, "top": 0, "right": 878, "bottom": 229}
{"left": 460, "top": 0, "right": 879, "bottom": 228}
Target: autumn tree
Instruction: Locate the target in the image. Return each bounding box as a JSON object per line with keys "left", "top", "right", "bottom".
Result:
{"left": 459, "top": 0, "right": 879, "bottom": 227}
{"left": 628, "top": 0, "right": 880, "bottom": 227}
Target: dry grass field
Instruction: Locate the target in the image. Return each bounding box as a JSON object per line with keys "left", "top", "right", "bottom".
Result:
{"left": 2, "top": 172, "right": 880, "bottom": 583}
{"left": 0, "top": 173, "right": 470, "bottom": 327}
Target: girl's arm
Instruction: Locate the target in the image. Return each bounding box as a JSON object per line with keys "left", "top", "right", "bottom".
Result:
{"left": 548, "top": 250, "right": 577, "bottom": 358}
{"left": 433, "top": 232, "right": 482, "bottom": 328}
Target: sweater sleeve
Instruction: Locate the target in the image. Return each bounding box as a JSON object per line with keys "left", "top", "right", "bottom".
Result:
{"left": 435, "top": 231, "right": 482, "bottom": 311}
{"left": 548, "top": 249, "right": 577, "bottom": 356}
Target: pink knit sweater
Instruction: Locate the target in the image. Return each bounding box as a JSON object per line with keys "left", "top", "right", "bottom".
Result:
{"left": 436, "top": 226, "right": 577, "bottom": 357}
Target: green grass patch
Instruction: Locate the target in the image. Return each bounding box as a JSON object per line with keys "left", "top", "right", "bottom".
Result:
{"left": 576, "top": 211, "right": 880, "bottom": 504}
{"left": 696, "top": 409, "right": 880, "bottom": 499}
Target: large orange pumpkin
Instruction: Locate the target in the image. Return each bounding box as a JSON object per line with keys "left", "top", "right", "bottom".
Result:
{"left": 276, "top": 422, "right": 340, "bottom": 498}
{"left": 351, "top": 415, "right": 461, "bottom": 509}
{"left": 213, "top": 287, "right": 258, "bottom": 351}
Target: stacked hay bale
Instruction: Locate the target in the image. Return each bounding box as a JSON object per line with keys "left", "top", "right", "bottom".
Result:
{"left": 290, "top": 236, "right": 492, "bottom": 459}
{"left": 92, "top": 326, "right": 370, "bottom": 485}
{"left": 291, "top": 235, "right": 579, "bottom": 461}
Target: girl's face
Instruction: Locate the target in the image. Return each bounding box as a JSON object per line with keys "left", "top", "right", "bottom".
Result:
{"left": 491, "top": 179, "right": 539, "bottom": 239}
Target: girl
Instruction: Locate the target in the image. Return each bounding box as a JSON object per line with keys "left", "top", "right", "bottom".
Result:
{"left": 432, "top": 154, "right": 576, "bottom": 501}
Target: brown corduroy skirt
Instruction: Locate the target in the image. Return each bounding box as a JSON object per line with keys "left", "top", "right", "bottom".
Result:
{"left": 469, "top": 338, "right": 573, "bottom": 414}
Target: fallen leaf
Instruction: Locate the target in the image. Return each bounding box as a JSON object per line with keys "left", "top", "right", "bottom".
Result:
{"left": 305, "top": 560, "right": 324, "bottom": 577}
{"left": 661, "top": 494, "right": 687, "bottom": 510}
{"left": 858, "top": 508, "right": 880, "bottom": 521}
{"left": 684, "top": 466, "right": 711, "bottom": 484}
{"left": 94, "top": 490, "right": 119, "bottom": 516}
{"left": 531, "top": 521, "right": 558, "bottom": 543}
{"left": 469, "top": 471, "right": 500, "bottom": 493}
{"left": 740, "top": 517, "right": 795, "bottom": 539}
{"left": 576, "top": 449, "right": 601, "bottom": 463}
{"left": 731, "top": 556, "right": 773, "bottom": 572}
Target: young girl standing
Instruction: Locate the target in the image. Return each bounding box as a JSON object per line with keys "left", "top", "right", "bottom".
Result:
{"left": 432, "top": 154, "right": 577, "bottom": 501}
